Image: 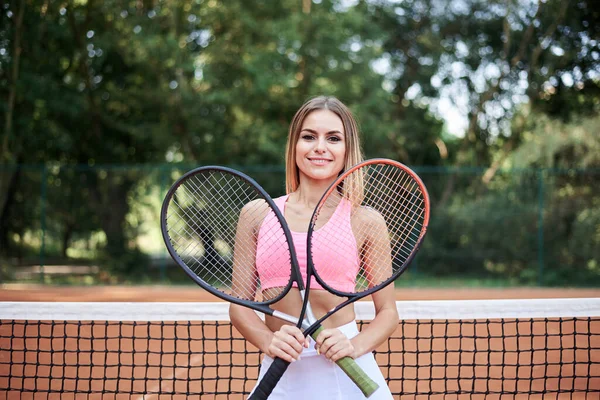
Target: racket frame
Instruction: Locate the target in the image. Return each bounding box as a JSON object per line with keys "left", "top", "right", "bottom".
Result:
{"left": 160, "top": 165, "right": 305, "bottom": 318}
{"left": 252, "top": 158, "right": 430, "bottom": 398}
{"left": 304, "top": 158, "right": 430, "bottom": 335}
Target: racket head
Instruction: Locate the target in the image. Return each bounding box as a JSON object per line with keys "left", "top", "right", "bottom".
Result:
{"left": 307, "top": 158, "right": 430, "bottom": 297}
{"left": 161, "top": 166, "right": 302, "bottom": 306}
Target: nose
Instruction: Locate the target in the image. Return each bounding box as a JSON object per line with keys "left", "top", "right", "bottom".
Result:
{"left": 314, "top": 136, "right": 327, "bottom": 153}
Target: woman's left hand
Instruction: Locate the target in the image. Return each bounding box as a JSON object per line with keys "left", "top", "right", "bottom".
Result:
{"left": 313, "top": 328, "right": 356, "bottom": 362}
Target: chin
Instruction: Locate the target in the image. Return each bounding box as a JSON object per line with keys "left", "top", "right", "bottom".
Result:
{"left": 306, "top": 171, "right": 340, "bottom": 182}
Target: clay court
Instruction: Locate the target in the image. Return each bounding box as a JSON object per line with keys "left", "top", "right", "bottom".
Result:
{"left": 2, "top": 284, "right": 600, "bottom": 302}
{"left": 1, "top": 285, "right": 599, "bottom": 399}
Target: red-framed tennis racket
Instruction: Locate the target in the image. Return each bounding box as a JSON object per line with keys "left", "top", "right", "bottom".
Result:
{"left": 251, "top": 158, "right": 430, "bottom": 398}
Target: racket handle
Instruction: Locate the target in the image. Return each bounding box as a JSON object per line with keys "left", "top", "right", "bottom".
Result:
{"left": 249, "top": 326, "right": 380, "bottom": 400}
{"left": 248, "top": 357, "right": 290, "bottom": 400}
{"left": 310, "top": 325, "right": 380, "bottom": 398}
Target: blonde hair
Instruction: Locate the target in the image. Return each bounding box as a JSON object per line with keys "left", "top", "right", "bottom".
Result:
{"left": 284, "top": 96, "right": 364, "bottom": 199}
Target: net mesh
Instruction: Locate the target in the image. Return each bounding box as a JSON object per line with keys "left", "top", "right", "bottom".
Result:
{"left": 1, "top": 299, "right": 599, "bottom": 399}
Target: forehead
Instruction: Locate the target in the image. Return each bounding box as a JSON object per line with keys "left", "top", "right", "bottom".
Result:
{"left": 301, "top": 109, "right": 344, "bottom": 133}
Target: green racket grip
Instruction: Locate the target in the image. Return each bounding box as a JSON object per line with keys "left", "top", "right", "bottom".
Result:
{"left": 310, "top": 325, "right": 380, "bottom": 398}
{"left": 249, "top": 325, "right": 380, "bottom": 399}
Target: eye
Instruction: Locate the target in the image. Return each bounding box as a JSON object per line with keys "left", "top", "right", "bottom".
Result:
{"left": 301, "top": 134, "right": 315, "bottom": 140}
{"left": 328, "top": 135, "right": 342, "bottom": 142}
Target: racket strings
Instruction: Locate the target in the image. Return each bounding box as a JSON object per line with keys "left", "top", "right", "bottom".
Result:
{"left": 209, "top": 177, "right": 293, "bottom": 299}
{"left": 367, "top": 166, "right": 424, "bottom": 233}
{"left": 165, "top": 171, "right": 293, "bottom": 303}
{"left": 311, "top": 163, "right": 427, "bottom": 294}
{"left": 173, "top": 175, "right": 285, "bottom": 300}
{"left": 356, "top": 165, "right": 426, "bottom": 287}
{"left": 365, "top": 168, "right": 424, "bottom": 260}
{"left": 168, "top": 175, "right": 258, "bottom": 298}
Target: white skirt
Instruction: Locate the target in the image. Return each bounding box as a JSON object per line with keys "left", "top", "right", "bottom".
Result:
{"left": 250, "top": 320, "right": 393, "bottom": 400}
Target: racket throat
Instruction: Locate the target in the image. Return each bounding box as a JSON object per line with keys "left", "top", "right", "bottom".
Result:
{"left": 300, "top": 290, "right": 318, "bottom": 325}
{"left": 271, "top": 310, "right": 311, "bottom": 330}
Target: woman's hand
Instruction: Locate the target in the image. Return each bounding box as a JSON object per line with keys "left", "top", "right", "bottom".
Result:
{"left": 266, "top": 324, "right": 310, "bottom": 363}
{"left": 314, "top": 328, "right": 356, "bottom": 362}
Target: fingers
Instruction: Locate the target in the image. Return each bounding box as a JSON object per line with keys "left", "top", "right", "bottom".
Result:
{"left": 267, "top": 325, "right": 306, "bottom": 363}
{"left": 280, "top": 324, "right": 305, "bottom": 346}
{"left": 267, "top": 326, "right": 355, "bottom": 363}
{"left": 314, "top": 328, "right": 355, "bottom": 362}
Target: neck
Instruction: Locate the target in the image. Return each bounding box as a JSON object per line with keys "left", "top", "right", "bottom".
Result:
{"left": 291, "top": 176, "right": 337, "bottom": 209}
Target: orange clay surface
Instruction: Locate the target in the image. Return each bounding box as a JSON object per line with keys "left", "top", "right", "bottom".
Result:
{"left": 1, "top": 283, "right": 599, "bottom": 302}
{"left": 1, "top": 285, "right": 599, "bottom": 399}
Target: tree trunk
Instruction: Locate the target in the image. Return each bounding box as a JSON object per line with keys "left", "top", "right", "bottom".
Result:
{"left": 61, "top": 223, "right": 74, "bottom": 258}
{"left": 0, "top": 0, "right": 26, "bottom": 245}
{"left": 1, "top": 0, "right": 25, "bottom": 162}
{"left": 0, "top": 165, "right": 22, "bottom": 254}
{"left": 88, "top": 175, "right": 135, "bottom": 267}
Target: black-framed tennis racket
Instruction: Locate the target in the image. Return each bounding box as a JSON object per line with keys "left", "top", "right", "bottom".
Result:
{"left": 160, "top": 166, "right": 378, "bottom": 400}
{"left": 252, "top": 158, "right": 430, "bottom": 398}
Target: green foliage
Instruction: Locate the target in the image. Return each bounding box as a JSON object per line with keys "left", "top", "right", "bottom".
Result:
{"left": 423, "top": 171, "right": 539, "bottom": 280}
{"left": 508, "top": 110, "right": 600, "bottom": 169}
{"left": 569, "top": 206, "right": 600, "bottom": 279}
{"left": 0, "top": 0, "right": 599, "bottom": 285}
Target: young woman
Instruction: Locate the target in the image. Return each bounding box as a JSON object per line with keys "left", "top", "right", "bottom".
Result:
{"left": 229, "top": 96, "right": 398, "bottom": 399}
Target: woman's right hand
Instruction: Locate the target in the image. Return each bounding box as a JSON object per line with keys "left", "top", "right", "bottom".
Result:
{"left": 266, "top": 324, "right": 310, "bottom": 363}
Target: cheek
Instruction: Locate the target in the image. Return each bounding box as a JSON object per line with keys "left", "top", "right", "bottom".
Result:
{"left": 336, "top": 145, "right": 347, "bottom": 162}
{"left": 295, "top": 139, "right": 308, "bottom": 154}
{"left": 295, "top": 143, "right": 304, "bottom": 161}
{"left": 295, "top": 143, "right": 308, "bottom": 168}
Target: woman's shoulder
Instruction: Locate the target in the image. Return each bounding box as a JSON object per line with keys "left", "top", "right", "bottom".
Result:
{"left": 351, "top": 204, "right": 387, "bottom": 228}
{"left": 272, "top": 193, "right": 289, "bottom": 202}
{"left": 240, "top": 199, "right": 271, "bottom": 228}
{"left": 242, "top": 198, "right": 269, "bottom": 212}
{"left": 243, "top": 194, "right": 287, "bottom": 212}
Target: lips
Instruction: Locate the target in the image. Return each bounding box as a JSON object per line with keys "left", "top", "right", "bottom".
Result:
{"left": 307, "top": 158, "right": 333, "bottom": 165}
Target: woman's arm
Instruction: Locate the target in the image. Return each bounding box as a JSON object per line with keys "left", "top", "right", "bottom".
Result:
{"left": 230, "top": 304, "right": 274, "bottom": 354}
{"left": 350, "top": 208, "right": 399, "bottom": 357}
{"left": 229, "top": 201, "right": 308, "bottom": 363}
{"left": 313, "top": 286, "right": 397, "bottom": 361}
{"left": 230, "top": 305, "right": 308, "bottom": 362}
{"left": 230, "top": 201, "right": 261, "bottom": 301}
{"left": 315, "top": 207, "right": 399, "bottom": 361}
{"left": 349, "top": 285, "right": 398, "bottom": 357}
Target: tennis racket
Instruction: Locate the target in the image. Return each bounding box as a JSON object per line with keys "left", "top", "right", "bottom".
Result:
{"left": 159, "top": 166, "right": 378, "bottom": 399}
{"left": 252, "top": 158, "right": 430, "bottom": 398}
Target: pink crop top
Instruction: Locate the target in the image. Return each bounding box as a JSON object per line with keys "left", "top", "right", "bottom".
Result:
{"left": 255, "top": 194, "right": 359, "bottom": 293}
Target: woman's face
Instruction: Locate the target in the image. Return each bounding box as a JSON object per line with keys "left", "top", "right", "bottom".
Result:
{"left": 295, "top": 109, "right": 346, "bottom": 185}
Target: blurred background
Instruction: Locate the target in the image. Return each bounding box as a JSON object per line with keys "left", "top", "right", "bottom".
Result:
{"left": 0, "top": 0, "right": 599, "bottom": 288}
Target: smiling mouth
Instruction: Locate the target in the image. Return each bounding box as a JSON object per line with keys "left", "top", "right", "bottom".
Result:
{"left": 307, "top": 158, "right": 332, "bottom": 165}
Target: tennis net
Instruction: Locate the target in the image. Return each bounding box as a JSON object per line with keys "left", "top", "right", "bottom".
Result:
{"left": 1, "top": 298, "right": 599, "bottom": 399}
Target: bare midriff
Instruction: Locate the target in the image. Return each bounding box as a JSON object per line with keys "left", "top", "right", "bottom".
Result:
{"left": 265, "top": 287, "right": 355, "bottom": 333}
